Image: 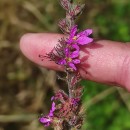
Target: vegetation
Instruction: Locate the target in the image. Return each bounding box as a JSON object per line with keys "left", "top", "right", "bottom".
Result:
{"left": 0, "top": 0, "right": 130, "bottom": 130}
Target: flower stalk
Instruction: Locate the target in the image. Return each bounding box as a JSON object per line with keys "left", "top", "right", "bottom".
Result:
{"left": 39, "top": 0, "right": 93, "bottom": 129}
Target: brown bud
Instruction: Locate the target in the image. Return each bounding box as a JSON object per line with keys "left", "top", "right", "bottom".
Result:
{"left": 58, "top": 18, "right": 71, "bottom": 34}
{"left": 60, "top": 0, "right": 71, "bottom": 10}
{"left": 67, "top": 3, "right": 85, "bottom": 18}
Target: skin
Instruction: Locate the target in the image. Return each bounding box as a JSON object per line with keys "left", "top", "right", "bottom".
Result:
{"left": 20, "top": 33, "right": 130, "bottom": 92}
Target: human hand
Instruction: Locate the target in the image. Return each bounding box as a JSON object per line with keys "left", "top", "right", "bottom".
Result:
{"left": 20, "top": 33, "right": 130, "bottom": 92}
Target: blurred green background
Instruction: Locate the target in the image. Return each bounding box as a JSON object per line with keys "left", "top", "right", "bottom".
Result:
{"left": 0, "top": 0, "right": 130, "bottom": 130}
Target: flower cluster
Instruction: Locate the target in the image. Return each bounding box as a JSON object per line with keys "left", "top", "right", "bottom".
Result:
{"left": 39, "top": 0, "right": 93, "bottom": 129}
{"left": 39, "top": 102, "right": 56, "bottom": 126}
{"left": 39, "top": 89, "right": 83, "bottom": 129}
{"left": 47, "top": 25, "right": 93, "bottom": 71}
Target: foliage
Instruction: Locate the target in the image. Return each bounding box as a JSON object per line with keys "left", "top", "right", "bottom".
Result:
{"left": 82, "top": 81, "right": 130, "bottom": 130}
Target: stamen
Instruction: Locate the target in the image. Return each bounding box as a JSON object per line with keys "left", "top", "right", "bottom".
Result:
{"left": 73, "top": 36, "right": 77, "bottom": 40}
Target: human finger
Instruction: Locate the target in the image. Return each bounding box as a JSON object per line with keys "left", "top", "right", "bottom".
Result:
{"left": 20, "top": 33, "right": 130, "bottom": 92}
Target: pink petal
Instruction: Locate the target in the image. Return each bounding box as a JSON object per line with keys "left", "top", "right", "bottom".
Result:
{"left": 51, "top": 96, "right": 54, "bottom": 101}
{"left": 49, "top": 111, "right": 53, "bottom": 117}
{"left": 73, "top": 59, "right": 80, "bottom": 64}
{"left": 70, "top": 51, "right": 79, "bottom": 58}
{"left": 67, "top": 38, "right": 73, "bottom": 44}
{"left": 72, "top": 44, "right": 79, "bottom": 51}
{"left": 78, "top": 29, "right": 93, "bottom": 36}
{"left": 77, "top": 36, "right": 93, "bottom": 45}
{"left": 44, "top": 122, "right": 51, "bottom": 127}
{"left": 51, "top": 102, "right": 56, "bottom": 111}
{"left": 57, "top": 59, "right": 66, "bottom": 65}
{"left": 68, "top": 62, "right": 77, "bottom": 70}
{"left": 64, "top": 48, "right": 69, "bottom": 56}
{"left": 49, "top": 102, "right": 56, "bottom": 116}
{"left": 85, "top": 29, "right": 93, "bottom": 35}
{"left": 67, "top": 25, "right": 78, "bottom": 44}
{"left": 70, "top": 44, "right": 79, "bottom": 58}
{"left": 39, "top": 117, "right": 50, "bottom": 123}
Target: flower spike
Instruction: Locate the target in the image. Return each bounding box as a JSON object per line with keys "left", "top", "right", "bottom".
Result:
{"left": 39, "top": 0, "right": 93, "bottom": 129}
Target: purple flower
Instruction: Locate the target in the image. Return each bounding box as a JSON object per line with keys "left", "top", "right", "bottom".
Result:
{"left": 39, "top": 102, "right": 56, "bottom": 127}
{"left": 67, "top": 25, "right": 93, "bottom": 45}
{"left": 68, "top": 58, "right": 80, "bottom": 71}
{"left": 39, "top": 116, "right": 51, "bottom": 127}
{"left": 57, "top": 44, "right": 80, "bottom": 70}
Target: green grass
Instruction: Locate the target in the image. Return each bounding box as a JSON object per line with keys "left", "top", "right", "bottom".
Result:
{"left": 82, "top": 81, "right": 130, "bottom": 130}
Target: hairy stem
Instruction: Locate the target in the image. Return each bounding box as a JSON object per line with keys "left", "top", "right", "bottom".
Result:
{"left": 67, "top": 71, "right": 73, "bottom": 98}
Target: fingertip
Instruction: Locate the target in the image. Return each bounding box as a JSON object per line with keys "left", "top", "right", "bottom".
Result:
{"left": 19, "top": 33, "right": 64, "bottom": 70}
{"left": 20, "top": 33, "right": 33, "bottom": 57}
